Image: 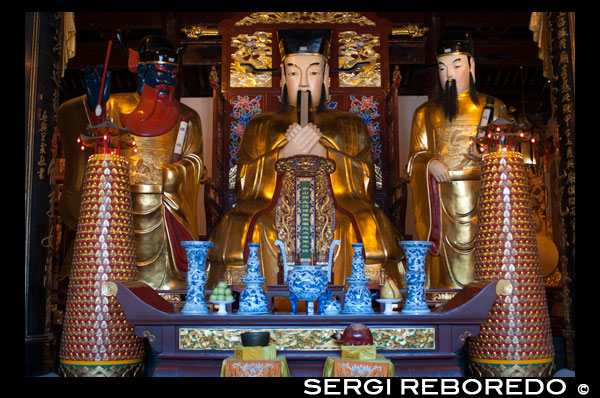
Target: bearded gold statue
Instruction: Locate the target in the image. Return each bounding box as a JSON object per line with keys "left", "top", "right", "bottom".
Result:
{"left": 207, "top": 29, "right": 402, "bottom": 288}
{"left": 58, "top": 36, "right": 204, "bottom": 291}
{"left": 407, "top": 31, "right": 512, "bottom": 289}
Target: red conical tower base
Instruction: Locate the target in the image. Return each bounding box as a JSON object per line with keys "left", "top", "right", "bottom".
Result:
{"left": 469, "top": 150, "right": 554, "bottom": 376}
{"left": 58, "top": 154, "right": 145, "bottom": 376}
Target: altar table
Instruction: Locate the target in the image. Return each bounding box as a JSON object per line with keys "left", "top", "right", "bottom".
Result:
{"left": 104, "top": 280, "right": 502, "bottom": 377}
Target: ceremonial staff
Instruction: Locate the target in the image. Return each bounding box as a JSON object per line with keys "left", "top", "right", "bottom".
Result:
{"left": 95, "top": 40, "right": 113, "bottom": 118}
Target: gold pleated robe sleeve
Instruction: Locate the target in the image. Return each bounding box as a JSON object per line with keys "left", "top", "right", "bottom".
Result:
{"left": 57, "top": 95, "right": 96, "bottom": 232}
{"left": 207, "top": 107, "right": 402, "bottom": 287}
{"left": 407, "top": 92, "right": 510, "bottom": 288}
{"left": 57, "top": 93, "right": 204, "bottom": 291}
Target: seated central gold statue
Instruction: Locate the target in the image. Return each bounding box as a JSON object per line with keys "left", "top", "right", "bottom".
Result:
{"left": 206, "top": 29, "right": 402, "bottom": 288}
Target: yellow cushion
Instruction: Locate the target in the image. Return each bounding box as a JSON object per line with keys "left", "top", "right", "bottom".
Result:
{"left": 340, "top": 344, "right": 377, "bottom": 360}
{"left": 234, "top": 344, "right": 277, "bottom": 360}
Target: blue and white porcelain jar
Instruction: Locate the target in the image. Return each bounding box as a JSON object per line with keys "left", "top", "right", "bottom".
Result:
{"left": 400, "top": 241, "right": 432, "bottom": 315}
{"left": 181, "top": 241, "right": 213, "bottom": 314}
{"left": 287, "top": 266, "right": 329, "bottom": 315}
{"left": 238, "top": 243, "right": 269, "bottom": 314}
{"left": 342, "top": 243, "right": 374, "bottom": 313}
{"left": 321, "top": 297, "right": 342, "bottom": 315}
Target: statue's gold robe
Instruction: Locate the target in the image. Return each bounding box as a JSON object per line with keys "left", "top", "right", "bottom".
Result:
{"left": 207, "top": 106, "right": 402, "bottom": 287}
{"left": 407, "top": 92, "right": 510, "bottom": 288}
{"left": 57, "top": 93, "right": 204, "bottom": 291}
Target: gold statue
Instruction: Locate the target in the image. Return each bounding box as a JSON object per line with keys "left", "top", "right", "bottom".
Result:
{"left": 58, "top": 36, "right": 204, "bottom": 291}
{"left": 207, "top": 29, "right": 402, "bottom": 287}
{"left": 407, "top": 31, "right": 512, "bottom": 289}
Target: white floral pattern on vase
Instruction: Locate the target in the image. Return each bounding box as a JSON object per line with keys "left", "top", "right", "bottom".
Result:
{"left": 238, "top": 243, "right": 269, "bottom": 314}
{"left": 400, "top": 241, "right": 432, "bottom": 315}
{"left": 181, "top": 241, "right": 214, "bottom": 314}
{"left": 342, "top": 243, "right": 374, "bottom": 313}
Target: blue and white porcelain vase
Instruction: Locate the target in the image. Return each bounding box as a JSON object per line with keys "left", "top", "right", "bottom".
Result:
{"left": 342, "top": 243, "right": 374, "bottom": 313}
{"left": 181, "top": 241, "right": 213, "bottom": 314}
{"left": 400, "top": 241, "right": 432, "bottom": 315}
{"left": 238, "top": 243, "right": 269, "bottom": 314}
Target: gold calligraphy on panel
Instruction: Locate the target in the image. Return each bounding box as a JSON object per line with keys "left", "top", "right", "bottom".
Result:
{"left": 275, "top": 157, "right": 336, "bottom": 264}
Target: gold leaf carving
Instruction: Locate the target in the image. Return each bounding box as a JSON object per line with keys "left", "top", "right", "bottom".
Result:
{"left": 235, "top": 12, "right": 376, "bottom": 27}
{"left": 338, "top": 31, "right": 381, "bottom": 87}
{"left": 179, "top": 327, "right": 435, "bottom": 351}
{"left": 275, "top": 156, "right": 336, "bottom": 264}
{"left": 230, "top": 32, "right": 273, "bottom": 88}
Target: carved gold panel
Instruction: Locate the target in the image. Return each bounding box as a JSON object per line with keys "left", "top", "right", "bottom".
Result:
{"left": 338, "top": 31, "right": 381, "bottom": 88}
{"left": 275, "top": 156, "right": 336, "bottom": 265}
{"left": 391, "top": 25, "right": 429, "bottom": 38}
{"left": 179, "top": 327, "right": 435, "bottom": 351}
{"left": 234, "top": 12, "right": 376, "bottom": 26}
{"left": 230, "top": 32, "right": 273, "bottom": 88}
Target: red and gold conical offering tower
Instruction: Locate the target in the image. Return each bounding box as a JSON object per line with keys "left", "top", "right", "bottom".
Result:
{"left": 59, "top": 123, "right": 145, "bottom": 376}
{"left": 468, "top": 119, "right": 554, "bottom": 377}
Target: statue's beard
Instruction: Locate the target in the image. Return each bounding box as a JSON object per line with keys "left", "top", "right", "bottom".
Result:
{"left": 436, "top": 75, "right": 479, "bottom": 122}
{"left": 295, "top": 90, "right": 312, "bottom": 124}
{"left": 279, "top": 84, "right": 327, "bottom": 117}
{"left": 443, "top": 79, "right": 459, "bottom": 121}
{"left": 119, "top": 83, "right": 180, "bottom": 137}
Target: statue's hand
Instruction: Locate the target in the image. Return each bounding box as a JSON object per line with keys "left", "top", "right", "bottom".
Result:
{"left": 464, "top": 141, "right": 485, "bottom": 161}
{"left": 429, "top": 159, "right": 451, "bottom": 183}
{"left": 280, "top": 123, "right": 326, "bottom": 158}
{"left": 285, "top": 123, "right": 302, "bottom": 141}
{"left": 84, "top": 65, "right": 111, "bottom": 112}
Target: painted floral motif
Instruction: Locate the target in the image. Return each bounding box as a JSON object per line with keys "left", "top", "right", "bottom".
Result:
{"left": 229, "top": 95, "right": 262, "bottom": 168}
{"left": 349, "top": 95, "right": 382, "bottom": 169}
{"left": 227, "top": 360, "right": 281, "bottom": 377}
{"left": 335, "top": 361, "right": 389, "bottom": 377}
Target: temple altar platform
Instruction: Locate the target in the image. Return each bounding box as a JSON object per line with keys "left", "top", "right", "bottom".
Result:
{"left": 105, "top": 280, "right": 503, "bottom": 377}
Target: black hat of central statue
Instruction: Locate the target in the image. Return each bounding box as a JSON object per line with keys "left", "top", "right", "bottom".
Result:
{"left": 278, "top": 29, "right": 331, "bottom": 60}
{"left": 138, "top": 35, "right": 179, "bottom": 64}
{"left": 436, "top": 31, "right": 474, "bottom": 57}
